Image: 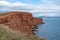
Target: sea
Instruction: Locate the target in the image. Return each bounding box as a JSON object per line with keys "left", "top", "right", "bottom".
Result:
{"left": 35, "top": 17, "right": 60, "bottom": 40}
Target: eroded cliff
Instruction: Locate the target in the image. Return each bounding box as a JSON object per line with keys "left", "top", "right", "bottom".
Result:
{"left": 0, "top": 12, "right": 43, "bottom": 35}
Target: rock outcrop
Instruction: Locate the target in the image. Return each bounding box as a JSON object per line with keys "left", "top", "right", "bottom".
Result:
{"left": 0, "top": 12, "right": 43, "bottom": 35}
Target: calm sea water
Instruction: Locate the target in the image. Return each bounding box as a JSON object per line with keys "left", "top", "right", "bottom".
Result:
{"left": 35, "top": 18, "right": 60, "bottom": 40}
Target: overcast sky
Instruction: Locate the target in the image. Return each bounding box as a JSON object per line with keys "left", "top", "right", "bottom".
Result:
{"left": 0, "top": 0, "right": 60, "bottom": 17}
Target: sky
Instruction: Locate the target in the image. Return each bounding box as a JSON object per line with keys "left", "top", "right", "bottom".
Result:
{"left": 0, "top": 0, "right": 60, "bottom": 17}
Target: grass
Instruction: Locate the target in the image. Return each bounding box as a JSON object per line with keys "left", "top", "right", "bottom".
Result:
{"left": 0, "top": 24, "right": 44, "bottom": 40}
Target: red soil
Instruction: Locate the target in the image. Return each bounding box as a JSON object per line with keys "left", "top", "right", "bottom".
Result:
{"left": 0, "top": 12, "right": 43, "bottom": 34}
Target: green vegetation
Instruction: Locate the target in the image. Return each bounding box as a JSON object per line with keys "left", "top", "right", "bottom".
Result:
{"left": 0, "top": 24, "right": 44, "bottom": 40}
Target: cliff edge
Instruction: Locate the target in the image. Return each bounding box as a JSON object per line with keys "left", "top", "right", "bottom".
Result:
{"left": 0, "top": 12, "right": 43, "bottom": 35}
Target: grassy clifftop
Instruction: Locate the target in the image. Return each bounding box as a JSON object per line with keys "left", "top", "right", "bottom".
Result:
{"left": 0, "top": 24, "right": 44, "bottom": 40}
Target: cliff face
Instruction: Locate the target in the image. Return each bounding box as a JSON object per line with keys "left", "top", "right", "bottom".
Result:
{"left": 0, "top": 12, "right": 43, "bottom": 34}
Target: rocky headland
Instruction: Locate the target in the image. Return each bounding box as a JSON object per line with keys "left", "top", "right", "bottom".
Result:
{"left": 0, "top": 12, "right": 43, "bottom": 35}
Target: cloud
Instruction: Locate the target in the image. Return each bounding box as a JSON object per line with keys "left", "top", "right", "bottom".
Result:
{"left": 0, "top": 0, "right": 60, "bottom": 12}
{"left": 0, "top": 0, "right": 42, "bottom": 13}
{"left": 38, "top": 13, "right": 58, "bottom": 17}
{"left": 32, "top": 12, "right": 60, "bottom": 17}
{"left": 0, "top": 1, "right": 26, "bottom": 6}
{"left": 54, "top": 0, "right": 60, "bottom": 4}
{"left": 0, "top": 0, "right": 60, "bottom": 17}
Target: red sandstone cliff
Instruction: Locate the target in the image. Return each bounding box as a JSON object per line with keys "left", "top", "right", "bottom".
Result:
{"left": 0, "top": 12, "right": 43, "bottom": 34}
